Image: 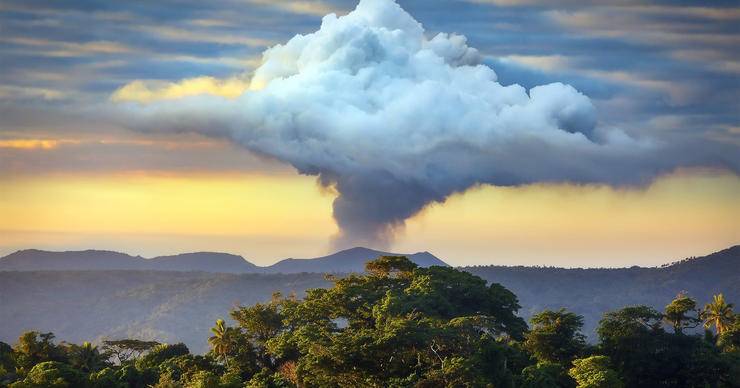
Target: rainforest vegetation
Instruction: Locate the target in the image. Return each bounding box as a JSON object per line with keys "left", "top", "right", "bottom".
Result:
{"left": 1, "top": 256, "right": 738, "bottom": 388}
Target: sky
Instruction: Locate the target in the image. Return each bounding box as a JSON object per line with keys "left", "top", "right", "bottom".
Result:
{"left": 0, "top": 0, "right": 738, "bottom": 267}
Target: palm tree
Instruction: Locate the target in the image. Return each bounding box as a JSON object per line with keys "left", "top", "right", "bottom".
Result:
{"left": 209, "top": 319, "right": 233, "bottom": 366}
{"left": 70, "top": 341, "right": 108, "bottom": 372}
{"left": 702, "top": 294, "right": 735, "bottom": 334}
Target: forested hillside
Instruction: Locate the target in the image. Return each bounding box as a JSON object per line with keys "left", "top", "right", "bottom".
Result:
{"left": 0, "top": 271, "right": 329, "bottom": 353}
{"left": 1, "top": 246, "right": 737, "bottom": 354}
{"left": 1, "top": 256, "right": 739, "bottom": 387}
{"left": 465, "top": 245, "right": 740, "bottom": 337}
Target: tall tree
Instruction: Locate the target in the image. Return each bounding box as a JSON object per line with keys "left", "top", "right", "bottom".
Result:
{"left": 68, "top": 341, "right": 108, "bottom": 373}
{"left": 525, "top": 309, "right": 586, "bottom": 364}
{"left": 12, "top": 331, "right": 67, "bottom": 374}
{"left": 663, "top": 293, "right": 701, "bottom": 334}
{"left": 718, "top": 314, "right": 740, "bottom": 352}
{"left": 702, "top": 294, "right": 735, "bottom": 334}
{"left": 208, "top": 319, "right": 234, "bottom": 367}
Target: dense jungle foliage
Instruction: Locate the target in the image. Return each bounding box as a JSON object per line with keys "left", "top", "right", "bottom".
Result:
{"left": 1, "top": 256, "right": 738, "bottom": 387}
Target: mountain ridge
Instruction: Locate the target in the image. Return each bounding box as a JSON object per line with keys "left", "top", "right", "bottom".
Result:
{"left": 0, "top": 246, "right": 449, "bottom": 273}
{"left": 264, "top": 246, "right": 448, "bottom": 273}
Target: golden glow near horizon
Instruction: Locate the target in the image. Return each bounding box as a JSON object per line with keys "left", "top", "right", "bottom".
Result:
{"left": 0, "top": 172, "right": 338, "bottom": 262}
{"left": 0, "top": 169, "right": 738, "bottom": 267}
{"left": 396, "top": 169, "right": 740, "bottom": 267}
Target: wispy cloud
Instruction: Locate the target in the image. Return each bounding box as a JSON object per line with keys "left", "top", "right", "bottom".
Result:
{"left": 0, "top": 139, "right": 72, "bottom": 150}
{"left": 135, "top": 25, "right": 273, "bottom": 47}
{"left": 545, "top": 5, "right": 740, "bottom": 72}
{"left": 244, "top": 0, "right": 341, "bottom": 16}
{"left": 111, "top": 76, "right": 251, "bottom": 102}
{"left": 498, "top": 55, "right": 571, "bottom": 72}
{"left": 0, "top": 85, "right": 66, "bottom": 101}
{"left": 1, "top": 37, "right": 138, "bottom": 57}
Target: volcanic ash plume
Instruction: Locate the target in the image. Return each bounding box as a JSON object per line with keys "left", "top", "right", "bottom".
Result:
{"left": 120, "top": 0, "right": 688, "bottom": 249}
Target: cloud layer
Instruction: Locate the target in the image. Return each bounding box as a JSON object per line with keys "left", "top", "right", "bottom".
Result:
{"left": 119, "top": 0, "right": 732, "bottom": 248}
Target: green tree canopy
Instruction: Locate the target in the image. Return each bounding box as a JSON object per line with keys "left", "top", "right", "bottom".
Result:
{"left": 718, "top": 314, "right": 740, "bottom": 353}
{"left": 67, "top": 341, "right": 109, "bottom": 373}
{"left": 519, "top": 361, "right": 571, "bottom": 388}
{"left": 12, "top": 332, "right": 68, "bottom": 375}
{"left": 229, "top": 256, "right": 527, "bottom": 386}
{"left": 525, "top": 309, "right": 586, "bottom": 364}
{"left": 664, "top": 293, "right": 701, "bottom": 334}
{"left": 1, "top": 260, "right": 738, "bottom": 388}
{"left": 568, "top": 356, "right": 622, "bottom": 388}
{"left": 135, "top": 343, "right": 190, "bottom": 371}
{"left": 597, "top": 305, "right": 732, "bottom": 387}
{"left": 10, "top": 361, "right": 86, "bottom": 388}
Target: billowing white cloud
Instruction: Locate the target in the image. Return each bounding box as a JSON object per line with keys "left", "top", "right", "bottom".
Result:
{"left": 118, "top": 0, "right": 710, "bottom": 248}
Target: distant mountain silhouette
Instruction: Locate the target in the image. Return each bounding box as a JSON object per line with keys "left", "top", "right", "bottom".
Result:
{"left": 0, "top": 249, "right": 257, "bottom": 273}
{"left": 0, "top": 249, "right": 147, "bottom": 271}
{"left": 264, "top": 247, "right": 448, "bottom": 273}
{"left": 147, "top": 252, "right": 259, "bottom": 272}
{"left": 0, "top": 247, "right": 448, "bottom": 273}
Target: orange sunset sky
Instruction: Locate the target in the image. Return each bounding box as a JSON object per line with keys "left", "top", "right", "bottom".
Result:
{"left": 2, "top": 163, "right": 738, "bottom": 267}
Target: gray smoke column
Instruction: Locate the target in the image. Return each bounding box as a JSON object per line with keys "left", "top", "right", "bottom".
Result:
{"left": 118, "top": 0, "right": 730, "bottom": 249}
